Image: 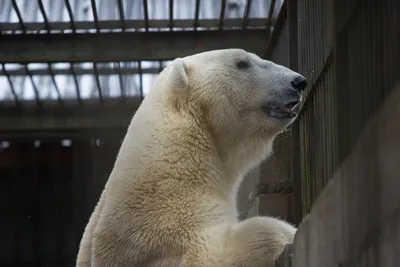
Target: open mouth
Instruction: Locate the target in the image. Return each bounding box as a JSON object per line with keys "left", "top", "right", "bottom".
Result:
{"left": 263, "top": 100, "right": 301, "bottom": 119}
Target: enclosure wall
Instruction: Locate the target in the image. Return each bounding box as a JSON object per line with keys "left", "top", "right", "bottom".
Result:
{"left": 266, "top": 0, "right": 399, "bottom": 221}
{"left": 268, "top": 0, "right": 400, "bottom": 266}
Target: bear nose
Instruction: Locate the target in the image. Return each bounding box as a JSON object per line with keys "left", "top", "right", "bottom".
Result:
{"left": 291, "top": 76, "right": 307, "bottom": 91}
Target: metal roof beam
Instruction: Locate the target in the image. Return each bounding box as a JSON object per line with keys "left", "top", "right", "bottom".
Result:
{"left": 0, "top": 29, "right": 270, "bottom": 63}
{"left": 0, "top": 18, "right": 272, "bottom": 32}
{"left": 0, "top": 66, "right": 161, "bottom": 76}
{"left": 0, "top": 98, "right": 141, "bottom": 130}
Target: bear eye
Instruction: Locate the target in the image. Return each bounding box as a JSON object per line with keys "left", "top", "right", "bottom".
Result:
{"left": 236, "top": 59, "right": 250, "bottom": 70}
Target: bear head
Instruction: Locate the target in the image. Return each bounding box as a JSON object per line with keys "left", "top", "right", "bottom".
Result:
{"left": 146, "top": 48, "right": 307, "bottom": 180}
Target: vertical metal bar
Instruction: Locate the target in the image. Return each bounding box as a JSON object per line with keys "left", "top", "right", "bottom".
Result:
{"left": 303, "top": 0, "right": 310, "bottom": 212}
{"left": 116, "top": 0, "right": 126, "bottom": 30}
{"left": 31, "top": 139, "right": 40, "bottom": 266}
{"left": 334, "top": 0, "right": 351, "bottom": 163}
{"left": 287, "top": 0, "right": 302, "bottom": 225}
{"left": 116, "top": 62, "right": 125, "bottom": 100}
{"left": 320, "top": 75, "right": 326, "bottom": 186}
{"left": 299, "top": 115, "right": 305, "bottom": 216}
{"left": 303, "top": 117, "right": 308, "bottom": 215}
{"left": 138, "top": 61, "right": 143, "bottom": 99}
{"left": 311, "top": 0, "right": 317, "bottom": 202}
{"left": 70, "top": 63, "right": 82, "bottom": 105}
{"left": 194, "top": 0, "right": 201, "bottom": 30}
{"left": 2, "top": 64, "right": 20, "bottom": 105}
{"left": 219, "top": 0, "right": 227, "bottom": 30}
{"left": 312, "top": 97, "right": 317, "bottom": 205}
{"left": 93, "top": 63, "right": 103, "bottom": 102}
{"left": 25, "top": 65, "right": 41, "bottom": 105}
{"left": 298, "top": 0, "right": 304, "bottom": 78}
{"left": 52, "top": 141, "right": 62, "bottom": 265}
{"left": 90, "top": 0, "right": 100, "bottom": 32}
{"left": 326, "top": 64, "right": 331, "bottom": 184}
{"left": 47, "top": 63, "right": 63, "bottom": 104}
{"left": 317, "top": 75, "right": 323, "bottom": 191}
{"left": 169, "top": 0, "right": 174, "bottom": 31}
{"left": 64, "top": 0, "right": 76, "bottom": 32}
{"left": 158, "top": 61, "right": 163, "bottom": 73}
{"left": 288, "top": 0, "right": 299, "bottom": 72}
{"left": 328, "top": 67, "right": 334, "bottom": 183}
{"left": 242, "top": 0, "right": 252, "bottom": 28}
{"left": 11, "top": 0, "right": 26, "bottom": 32}
{"left": 37, "top": 0, "right": 50, "bottom": 31}
{"left": 312, "top": 0, "right": 317, "bottom": 82}
{"left": 304, "top": 107, "right": 309, "bottom": 213}
{"left": 142, "top": 0, "right": 149, "bottom": 31}
{"left": 10, "top": 140, "right": 21, "bottom": 262}
{"left": 71, "top": 135, "right": 82, "bottom": 258}
{"left": 266, "top": 0, "right": 277, "bottom": 29}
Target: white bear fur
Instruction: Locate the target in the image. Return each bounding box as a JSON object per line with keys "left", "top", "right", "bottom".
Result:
{"left": 76, "top": 49, "right": 303, "bottom": 267}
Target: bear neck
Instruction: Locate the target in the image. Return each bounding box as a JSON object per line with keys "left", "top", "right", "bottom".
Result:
{"left": 212, "top": 133, "right": 275, "bottom": 188}
{"left": 112, "top": 102, "right": 265, "bottom": 205}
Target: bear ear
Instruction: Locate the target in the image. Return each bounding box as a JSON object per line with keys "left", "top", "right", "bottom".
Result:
{"left": 166, "top": 58, "right": 189, "bottom": 90}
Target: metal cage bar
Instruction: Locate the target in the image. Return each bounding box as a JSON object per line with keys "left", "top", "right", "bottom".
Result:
{"left": 90, "top": 0, "right": 100, "bottom": 32}
{"left": 64, "top": 0, "right": 76, "bottom": 32}
{"left": 242, "top": 0, "right": 253, "bottom": 28}
{"left": 266, "top": 0, "right": 277, "bottom": 29}
{"left": 169, "top": 0, "right": 174, "bottom": 30}
{"left": 194, "top": 0, "right": 201, "bottom": 30}
{"left": 37, "top": 0, "right": 50, "bottom": 31}
{"left": 138, "top": 61, "right": 144, "bottom": 99}
{"left": 47, "top": 63, "right": 63, "bottom": 104}
{"left": 1, "top": 64, "right": 19, "bottom": 104}
{"left": 25, "top": 64, "right": 41, "bottom": 104}
{"left": 10, "top": 0, "right": 25, "bottom": 32}
{"left": 116, "top": 62, "right": 125, "bottom": 100}
{"left": 219, "top": 0, "right": 227, "bottom": 30}
{"left": 143, "top": 0, "right": 149, "bottom": 31}
{"left": 116, "top": 0, "right": 126, "bottom": 30}
{"left": 92, "top": 62, "right": 103, "bottom": 102}
{"left": 70, "top": 62, "right": 82, "bottom": 104}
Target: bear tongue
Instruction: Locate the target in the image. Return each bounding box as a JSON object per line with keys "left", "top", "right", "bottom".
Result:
{"left": 280, "top": 105, "right": 292, "bottom": 112}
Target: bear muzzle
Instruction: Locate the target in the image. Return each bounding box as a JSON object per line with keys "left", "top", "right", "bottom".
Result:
{"left": 262, "top": 93, "right": 302, "bottom": 119}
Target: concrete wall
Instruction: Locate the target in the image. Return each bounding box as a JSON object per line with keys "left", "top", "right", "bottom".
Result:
{"left": 237, "top": 167, "right": 261, "bottom": 220}
{"left": 277, "top": 84, "right": 400, "bottom": 267}
{"left": 237, "top": 131, "right": 294, "bottom": 222}
{"left": 259, "top": 132, "right": 294, "bottom": 223}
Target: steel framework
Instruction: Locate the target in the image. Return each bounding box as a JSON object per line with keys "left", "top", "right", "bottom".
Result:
{"left": 0, "top": 0, "right": 283, "bottom": 112}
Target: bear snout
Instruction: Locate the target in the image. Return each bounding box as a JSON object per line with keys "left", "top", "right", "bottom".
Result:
{"left": 263, "top": 88, "right": 302, "bottom": 119}
{"left": 291, "top": 75, "right": 307, "bottom": 91}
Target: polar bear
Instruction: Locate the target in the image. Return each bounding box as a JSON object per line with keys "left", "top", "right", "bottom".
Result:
{"left": 76, "top": 49, "right": 307, "bottom": 267}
